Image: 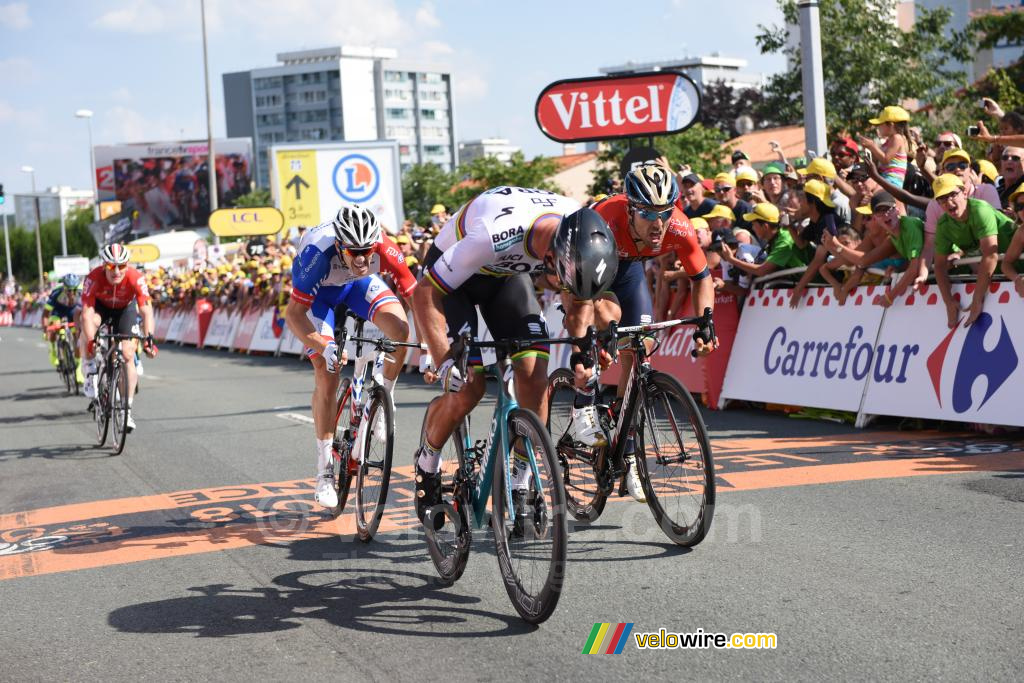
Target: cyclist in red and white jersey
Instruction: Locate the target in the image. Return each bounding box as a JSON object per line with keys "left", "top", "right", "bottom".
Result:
{"left": 559, "top": 164, "right": 718, "bottom": 501}
{"left": 81, "top": 243, "right": 158, "bottom": 431}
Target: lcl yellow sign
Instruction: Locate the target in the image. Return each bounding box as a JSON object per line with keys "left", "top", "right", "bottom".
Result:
{"left": 208, "top": 207, "right": 285, "bottom": 237}
{"left": 126, "top": 243, "right": 161, "bottom": 263}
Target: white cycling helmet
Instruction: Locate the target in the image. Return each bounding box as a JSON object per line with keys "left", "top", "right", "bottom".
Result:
{"left": 332, "top": 204, "right": 381, "bottom": 249}
{"left": 100, "top": 243, "right": 131, "bottom": 265}
{"left": 625, "top": 163, "right": 680, "bottom": 207}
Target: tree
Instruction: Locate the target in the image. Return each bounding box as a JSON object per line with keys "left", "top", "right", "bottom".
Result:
{"left": 402, "top": 162, "right": 455, "bottom": 227}
{"left": 0, "top": 207, "right": 99, "bottom": 286}
{"left": 232, "top": 188, "right": 273, "bottom": 208}
{"left": 700, "top": 80, "right": 768, "bottom": 136}
{"left": 587, "top": 124, "right": 733, "bottom": 197}
{"left": 755, "top": 0, "right": 973, "bottom": 132}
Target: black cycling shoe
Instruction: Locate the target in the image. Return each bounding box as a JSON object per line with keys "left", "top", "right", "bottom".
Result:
{"left": 414, "top": 456, "right": 443, "bottom": 526}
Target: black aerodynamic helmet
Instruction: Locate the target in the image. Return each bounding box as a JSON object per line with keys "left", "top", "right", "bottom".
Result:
{"left": 551, "top": 207, "right": 618, "bottom": 300}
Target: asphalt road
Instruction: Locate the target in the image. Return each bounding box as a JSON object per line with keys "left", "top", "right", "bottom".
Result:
{"left": 2, "top": 325, "right": 1023, "bottom": 681}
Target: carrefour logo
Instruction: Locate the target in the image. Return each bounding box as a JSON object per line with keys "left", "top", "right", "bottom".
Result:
{"left": 927, "top": 313, "right": 1018, "bottom": 413}
{"left": 763, "top": 325, "right": 919, "bottom": 384}
{"left": 332, "top": 154, "right": 380, "bottom": 203}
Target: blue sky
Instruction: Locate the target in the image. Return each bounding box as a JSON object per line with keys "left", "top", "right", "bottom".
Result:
{"left": 0, "top": 0, "right": 787, "bottom": 201}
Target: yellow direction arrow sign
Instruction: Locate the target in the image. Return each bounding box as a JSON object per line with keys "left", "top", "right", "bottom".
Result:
{"left": 275, "top": 149, "right": 320, "bottom": 229}
{"left": 208, "top": 207, "right": 285, "bottom": 237}
{"left": 126, "top": 243, "right": 161, "bottom": 263}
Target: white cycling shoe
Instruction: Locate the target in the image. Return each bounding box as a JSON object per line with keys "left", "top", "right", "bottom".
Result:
{"left": 568, "top": 405, "right": 607, "bottom": 448}
{"left": 625, "top": 454, "right": 646, "bottom": 502}
{"left": 83, "top": 375, "right": 96, "bottom": 399}
{"left": 125, "top": 410, "right": 136, "bottom": 433}
{"left": 314, "top": 472, "right": 338, "bottom": 509}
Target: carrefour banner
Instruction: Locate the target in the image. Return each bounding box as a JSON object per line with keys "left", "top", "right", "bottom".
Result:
{"left": 862, "top": 282, "right": 1023, "bottom": 427}
{"left": 722, "top": 287, "right": 888, "bottom": 412}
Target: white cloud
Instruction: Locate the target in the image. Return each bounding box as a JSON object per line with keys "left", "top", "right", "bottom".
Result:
{"left": 415, "top": 1, "right": 441, "bottom": 29}
{"left": 0, "top": 56, "right": 36, "bottom": 82}
{"left": 0, "top": 2, "right": 30, "bottom": 30}
{"left": 98, "top": 105, "right": 200, "bottom": 143}
{"left": 423, "top": 40, "right": 454, "bottom": 57}
{"left": 92, "top": 0, "right": 177, "bottom": 33}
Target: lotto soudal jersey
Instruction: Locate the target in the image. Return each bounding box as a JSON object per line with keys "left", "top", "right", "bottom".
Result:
{"left": 290, "top": 223, "right": 417, "bottom": 306}
{"left": 424, "top": 186, "right": 581, "bottom": 294}
{"left": 593, "top": 194, "right": 709, "bottom": 278}
{"left": 82, "top": 266, "right": 151, "bottom": 309}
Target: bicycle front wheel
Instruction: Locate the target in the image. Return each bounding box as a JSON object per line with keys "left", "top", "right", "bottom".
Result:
{"left": 109, "top": 363, "right": 130, "bottom": 455}
{"left": 63, "top": 340, "right": 80, "bottom": 395}
{"left": 94, "top": 368, "right": 110, "bottom": 447}
{"left": 546, "top": 368, "right": 608, "bottom": 523}
{"left": 634, "top": 371, "right": 715, "bottom": 547}
{"left": 491, "top": 408, "right": 567, "bottom": 624}
{"left": 355, "top": 386, "right": 394, "bottom": 542}
{"left": 331, "top": 378, "right": 354, "bottom": 517}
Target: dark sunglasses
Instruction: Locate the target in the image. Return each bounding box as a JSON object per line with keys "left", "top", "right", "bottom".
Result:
{"left": 632, "top": 205, "right": 673, "bottom": 221}
{"left": 943, "top": 161, "right": 969, "bottom": 172}
{"left": 936, "top": 140, "right": 956, "bottom": 148}
{"left": 1002, "top": 154, "right": 1022, "bottom": 162}
{"left": 736, "top": 181, "right": 755, "bottom": 188}
{"left": 713, "top": 186, "right": 733, "bottom": 194}
{"left": 1014, "top": 202, "right": 1024, "bottom": 212}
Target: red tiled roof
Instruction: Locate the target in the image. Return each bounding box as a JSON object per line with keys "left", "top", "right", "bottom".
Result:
{"left": 551, "top": 151, "right": 599, "bottom": 172}
{"left": 723, "top": 125, "right": 807, "bottom": 166}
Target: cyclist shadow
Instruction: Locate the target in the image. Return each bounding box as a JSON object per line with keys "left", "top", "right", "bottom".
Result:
{"left": 107, "top": 561, "right": 533, "bottom": 639}
{"left": 11, "top": 387, "right": 70, "bottom": 401}
{"left": 0, "top": 443, "right": 111, "bottom": 462}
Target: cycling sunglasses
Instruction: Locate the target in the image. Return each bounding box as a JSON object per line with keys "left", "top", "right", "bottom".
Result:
{"left": 104, "top": 263, "right": 128, "bottom": 271}
{"left": 631, "top": 204, "right": 673, "bottom": 221}
{"left": 943, "top": 161, "right": 969, "bottom": 172}
{"left": 342, "top": 245, "right": 373, "bottom": 258}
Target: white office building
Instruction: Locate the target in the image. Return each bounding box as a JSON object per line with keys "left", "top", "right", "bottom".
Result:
{"left": 458, "top": 138, "right": 522, "bottom": 165}
{"left": 224, "top": 46, "right": 457, "bottom": 187}
{"left": 14, "top": 187, "right": 94, "bottom": 232}
{"left": 599, "top": 53, "right": 765, "bottom": 94}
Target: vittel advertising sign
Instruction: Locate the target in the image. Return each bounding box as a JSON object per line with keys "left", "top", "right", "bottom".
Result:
{"left": 535, "top": 71, "right": 701, "bottom": 143}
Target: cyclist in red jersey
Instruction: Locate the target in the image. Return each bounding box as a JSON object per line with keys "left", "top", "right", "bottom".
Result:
{"left": 81, "top": 243, "right": 157, "bottom": 431}
{"left": 554, "top": 163, "right": 718, "bottom": 502}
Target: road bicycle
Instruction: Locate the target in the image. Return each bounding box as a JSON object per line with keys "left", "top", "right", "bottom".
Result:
{"left": 418, "top": 332, "right": 572, "bottom": 624}
{"left": 48, "top": 320, "right": 80, "bottom": 395}
{"left": 91, "top": 328, "right": 147, "bottom": 455}
{"left": 546, "top": 309, "right": 716, "bottom": 547}
{"left": 327, "top": 313, "right": 425, "bottom": 542}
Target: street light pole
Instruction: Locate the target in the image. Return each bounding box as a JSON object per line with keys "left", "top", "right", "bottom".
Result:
{"left": 3, "top": 211, "right": 12, "bottom": 286}
{"left": 201, "top": 0, "right": 220, "bottom": 245}
{"left": 798, "top": 0, "right": 827, "bottom": 158}
{"left": 21, "top": 166, "right": 45, "bottom": 289}
{"left": 75, "top": 109, "right": 100, "bottom": 222}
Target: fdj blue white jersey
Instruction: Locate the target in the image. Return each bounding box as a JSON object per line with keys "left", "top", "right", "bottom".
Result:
{"left": 423, "top": 186, "right": 580, "bottom": 294}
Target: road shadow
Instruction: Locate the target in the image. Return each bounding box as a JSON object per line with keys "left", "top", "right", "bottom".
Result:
{"left": 107, "top": 561, "right": 534, "bottom": 639}
{"left": 0, "top": 408, "right": 90, "bottom": 427}
{"left": 0, "top": 443, "right": 111, "bottom": 462}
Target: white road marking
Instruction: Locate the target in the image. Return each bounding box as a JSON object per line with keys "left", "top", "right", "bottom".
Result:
{"left": 276, "top": 412, "right": 314, "bottom": 425}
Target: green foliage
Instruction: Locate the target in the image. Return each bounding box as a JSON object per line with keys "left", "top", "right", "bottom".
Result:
{"left": 700, "top": 80, "right": 767, "bottom": 136}
{"left": 587, "top": 124, "right": 732, "bottom": 197}
{"left": 755, "top": 0, "right": 973, "bottom": 132}
{"left": 232, "top": 188, "right": 273, "bottom": 208}
{"left": 969, "top": 9, "right": 1024, "bottom": 51}
{"left": 0, "top": 206, "right": 99, "bottom": 286}
{"left": 402, "top": 152, "right": 562, "bottom": 226}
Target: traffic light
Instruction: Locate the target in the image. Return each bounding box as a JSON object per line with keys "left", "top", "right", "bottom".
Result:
{"left": 0, "top": 183, "right": 5, "bottom": 205}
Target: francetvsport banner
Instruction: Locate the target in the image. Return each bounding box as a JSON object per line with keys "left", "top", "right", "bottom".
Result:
{"left": 721, "top": 287, "right": 889, "bottom": 412}
{"left": 862, "top": 282, "right": 1024, "bottom": 427}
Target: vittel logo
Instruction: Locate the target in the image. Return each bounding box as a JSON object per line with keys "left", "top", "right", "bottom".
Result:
{"left": 547, "top": 86, "right": 663, "bottom": 130}
{"left": 763, "top": 325, "right": 920, "bottom": 383}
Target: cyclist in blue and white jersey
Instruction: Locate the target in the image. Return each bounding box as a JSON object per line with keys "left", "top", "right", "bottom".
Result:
{"left": 44, "top": 274, "right": 85, "bottom": 382}
{"left": 285, "top": 204, "right": 418, "bottom": 509}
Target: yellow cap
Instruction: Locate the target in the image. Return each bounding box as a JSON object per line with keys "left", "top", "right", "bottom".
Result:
{"left": 713, "top": 172, "right": 735, "bottom": 187}
{"left": 735, "top": 167, "right": 759, "bottom": 184}
{"left": 430, "top": 204, "right": 446, "bottom": 215}
{"left": 395, "top": 234, "right": 410, "bottom": 244}
{"left": 797, "top": 157, "right": 837, "bottom": 179}
{"left": 690, "top": 216, "right": 710, "bottom": 231}
{"left": 742, "top": 202, "right": 780, "bottom": 224}
{"left": 931, "top": 173, "right": 964, "bottom": 199}
{"left": 855, "top": 205, "right": 873, "bottom": 216}
{"left": 592, "top": 193, "right": 609, "bottom": 202}
{"left": 1006, "top": 185, "right": 1024, "bottom": 205}
{"left": 704, "top": 204, "right": 736, "bottom": 222}
{"left": 940, "top": 148, "right": 971, "bottom": 166}
{"left": 977, "top": 159, "right": 998, "bottom": 183}
{"left": 868, "top": 105, "right": 911, "bottom": 125}
{"left": 803, "top": 179, "right": 836, "bottom": 208}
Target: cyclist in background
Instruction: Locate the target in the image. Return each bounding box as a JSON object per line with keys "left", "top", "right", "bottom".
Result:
{"left": 285, "top": 204, "right": 417, "bottom": 510}
{"left": 81, "top": 244, "right": 158, "bottom": 432}
{"left": 564, "top": 163, "right": 718, "bottom": 501}
{"left": 411, "top": 186, "right": 618, "bottom": 523}
{"left": 44, "top": 273, "right": 84, "bottom": 383}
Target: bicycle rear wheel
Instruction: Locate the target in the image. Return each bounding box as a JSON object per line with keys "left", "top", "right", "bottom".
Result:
{"left": 634, "top": 371, "right": 715, "bottom": 547}
{"left": 546, "top": 368, "right": 608, "bottom": 523}
{"left": 420, "top": 395, "right": 472, "bottom": 585}
{"left": 109, "top": 362, "right": 130, "bottom": 455}
{"left": 491, "top": 408, "right": 567, "bottom": 624}
{"left": 94, "top": 366, "right": 110, "bottom": 447}
{"left": 331, "top": 378, "right": 354, "bottom": 517}
{"left": 355, "top": 386, "right": 394, "bottom": 542}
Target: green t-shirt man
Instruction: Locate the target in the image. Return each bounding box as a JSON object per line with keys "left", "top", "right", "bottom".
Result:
{"left": 889, "top": 215, "right": 925, "bottom": 259}
{"left": 765, "top": 227, "right": 808, "bottom": 269}
{"left": 935, "top": 198, "right": 1015, "bottom": 255}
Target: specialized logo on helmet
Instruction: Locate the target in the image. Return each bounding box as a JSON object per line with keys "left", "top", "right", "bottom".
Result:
{"left": 332, "top": 154, "right": 380, "bottom": 203}
{"left": 595, "top": 259, "right": 607, "bottom": 281}
{"left": 927, "top": 313, "right": 1018, "bottom": 413}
